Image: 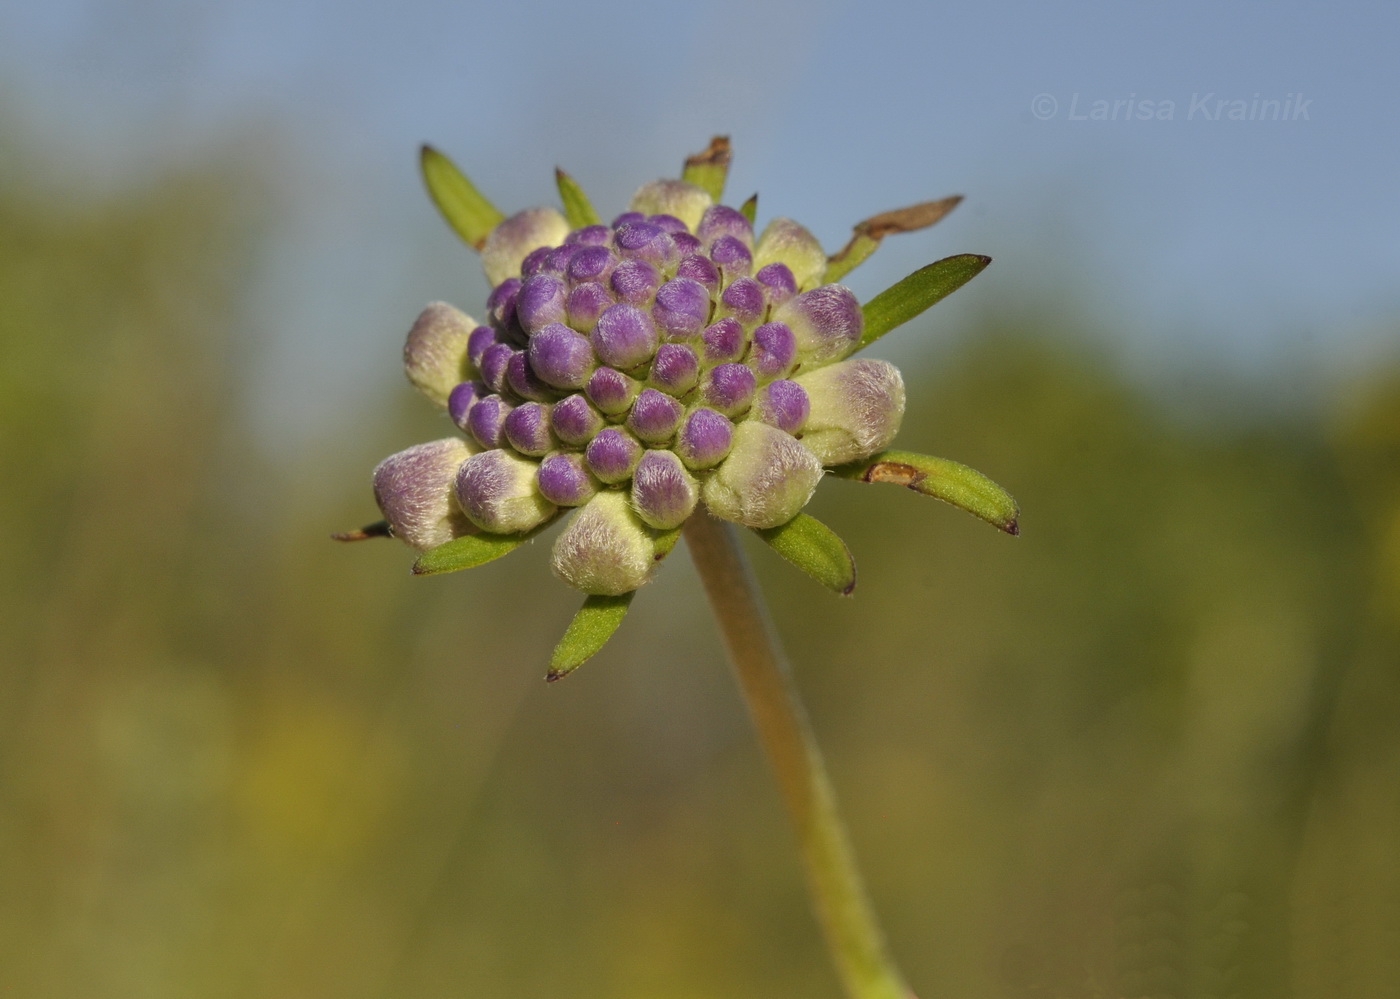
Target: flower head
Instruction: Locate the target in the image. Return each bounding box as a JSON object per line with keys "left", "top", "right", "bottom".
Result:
{"left": 340, "top": 137, "right": 1019, "bottom": 676}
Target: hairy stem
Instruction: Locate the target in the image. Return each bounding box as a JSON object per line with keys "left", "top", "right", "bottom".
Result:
{"left": 683, "top": 511, "right": 913, "bottom": 999}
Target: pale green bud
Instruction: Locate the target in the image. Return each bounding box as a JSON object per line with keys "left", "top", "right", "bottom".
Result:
{"left": 454, "top": 448, "right": 557, "bottom": 533}
{"left": 482, "top": 207, "right": 571, "bottom": 287}
{"left": 551, "top": 490, "right": 656, "bottom": 596}
{"left": 753, "top": 218, "right": 826, "bottom": 290}
{"left": 794, "top": 358, "right": 906, "bottom": 465}
{"left": 628, "top": 179, "right": 714, "bottom": 231}
{"left": 403, "top": 302, "right": 477, "bottom": 406}
{"left": 702, "top": 421, "right": 823, "bottom": 528}
{"left": 373, "top": 437, "right": 478, "bottom": 550}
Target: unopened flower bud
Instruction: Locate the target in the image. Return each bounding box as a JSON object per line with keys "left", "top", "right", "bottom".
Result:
{"left": 702, "top": 362, "right": 758, "bottom": 416}
{"left": 585, "top": 366, "right": 641, "bottom": 415}
{"left": 486, "top": 279, "right": 522, "bottom": 336}
{"left": 629, "top": 179, "right": 713, "bottom": 231}
{"left": 551, "top": 393, "right": 605, "bottom": 447}
{"left": 404, "top": 302, "right": 476, "bottom": 405}
{"left": 710, "top": 235, "right": 753, "bottom": 279}
{"left": 653, "top": 278, "right": 712, "bottom": 340}
{"left": 507, "top": 350, "right": 555, "bottom": 402}
{"left": 626, "top": 388, "right": 684, "bottom": 443}
{"left": 467, "top": 325, "right": 499, "bottom": 369}
{"left": 701, "top": 421, "right": 823, "bottom": 528}
{"left": 750, "top": 321, "right": 798, "bottom": 380}
{"left": 482, "top": 207, "right": 571, "bottom": 287}
{"left": 752, "top": 379, "right": 810, "bottom": 435}
{"left": 675, "top": 407, "right": 734, "bottom": 469}
{"left": 614, "top": 221, "right": 679, "bottom": 270}
{"left": 631, "top": 449, "right": 699, "bottom": 529}
{"left": 467, "top": 394, "right": 513, "bottom": 449}
{"left": 755, "top": 263, "right": 797, "bottom": 305}
{"left": 696, "top": 204, "right": 754, "bottom": 249}
{"left": 455, "top": 448, "right": 557, "bottom": 533}
{"left": 373, "top": 437, "right": 477, "bottom": 550}
{"left": 773, "top": 285, "right": 863, "bottom": 368}
{"left": 753, "top": 217, "right": 826, "bottom": 289}
{"left": 516, "top": 274, "right": 568, "bottom": 333}
{"left": 478, "top": 342, "right": 514, "bottom": 394}
{"left": 702, "top": 317, "right": 746, "bottom": 363}
{"left": 503, "top": 401, "right": 555, "bottom": 456}
{"left": 567, "top": 245, "right": 617, "bottom": 284}
{"left": 584, "top": 427, "right": 643, "bottom": 483}
{"left": 566, "top": 224, "right": 612, "bottom": 246}
{"left": 528, "top": 323, "right": 595, "bottom": 390}
{"left": 551, "top": 490, "right": 656, "bottom": 596}
{"left": 649, "top": 343, "right": 700, "bottom": 395}
{"left": 794, "top": 358, "right": 905, "bottom": 465}
{"left": 676, "top": 253, "right": 720, "bottom": 290}
{"left": 447, "top": 380, "right": 486, "bottom": 431}
{"left": 719, "top": 277, "right": 766, "bottom": 325}
{"left": 610, "top": 258, "right": 662, "bottom": 304}
{"left": 536, "top": 451, "right": 599, "bottom": 507}
{"left": 592, "top": 303, "right": 659, "bottom": 370}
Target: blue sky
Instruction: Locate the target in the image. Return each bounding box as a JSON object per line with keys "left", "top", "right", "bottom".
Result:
{"left": 3, "top": 0, "right": 1396, "bottom": 445}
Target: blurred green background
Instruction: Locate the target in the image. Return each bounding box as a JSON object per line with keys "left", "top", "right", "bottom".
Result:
{"left": 3, "top": 0, "right": 1400, "bottom": 991}
{"left": 3, "top": 130, "right": 1397, "bottom": 999}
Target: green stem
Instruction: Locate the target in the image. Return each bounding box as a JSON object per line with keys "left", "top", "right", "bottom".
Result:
{"left": 683, "top": 511, "right": 914, "bottom": 999}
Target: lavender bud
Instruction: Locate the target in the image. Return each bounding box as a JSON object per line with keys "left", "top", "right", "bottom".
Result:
{"left": 447, "top": 380, "right": 487, "bottom": 431}
{"left": 541, "top": 243, "right": 581, "bottom": 276}
{"left": 676, "top": 253, "right": 720, "bottom": 290}
{"left": 551, "top": 491, "right": 655, "bottom": 596}
{"left": 702, "top": 362, "right": 758, "bottom": 416}
{"left": 772, "top": 285, "right": 863, "bottom": 368}
{"left": 752, "top": 379, "right": 810, "bottom": 435}
{"left": 566, "top": 281, "right": 614, "bottom": 332}
{"left": 630, "top": 450, "right": 699, "bottom": 530}
{"left": 753, "top": 217, "right": 826, "bottom": 290}
{"left": 479, "top": 342, "right": 514, "bottom": 394}
{"left": 750, "top": 321, "right": 798, "bottom": 380}
{"left": 536, "top": 452, "right": 599, "bottom": 507}
{"left": 649, "top": 343, "right": 700, "bottom": 395}
{"left": 482, "top": 207, "right": 570, "bottom": 287}
{"left": 701, "top": 421, "right": 822, "bottom": 529}
{"left": 403, "top": 302, "right": 476, "bottom": 406}
{"left": 551, "top": 393, "right": 605, "bottom": 446}
{"left": 503, "top": 401, "right": 555, "bottom": 456}
{"left": 467, "top": 394, "right": 513, "bottom": 449}
{"left": 755, "top": 263, "right": 798, "bottom": 306}
{"left": 486, "top": 279, "right": 522, "bottom": 334}
{"left": 528, "top": 323, "right": 595, "bottom": 390}
{"left": 671, "top": 232, "right": 702, "bottom": 255}
{"left": 701, "top": 317, "right": 746, "bottom": 364}
{"left": 519, "top": 246, "right": 551, "bottom": 277}
{"left": 567, "top": 244, "right": 617, "bottom": 284}
{"left": 793, "top": 358, "right": 905, "bottom": 465}
{"left": 625, "top": 388, "right": 684, "bottom": 443}
{"left": 467, "top": 325, "right": 499, "bottom": 369}
{"left": 675, "top": 408, "right": 734, "bottom": 469}
{"left": 709, "top": 235, "right": 753, "bottom": 279}
{"left": 696, "top": 204, "right": 755, "bottom": 249}
{"left": 611, "top": 211, "right": 646, "bottom": 228}
{"left": 647, "top": 213, "right": 690, "bottom": 234}
{"left": 516, "top": 274, "right": 568, "bottom": 334}
{"left": 584, "top": 427, "right": 643, "bottom": 483}
{"left": 372, "top": 438, "right": 477, "bottom": 550}
{"left": 585, "top": 366, "right": 641, "bottom": 415}
{"left": 592, "top": 303, "right": 659, "bottom": 370}
{"left": 507, "top": 350, "right": 555, "bottom": 402}
{"left": 718, "top": 277, "right": 766, "bottom": 326}
{"left": 652, "top": 278, "right": 711, "bottom": 340}
{"left": 614, "top": 221, "right": 679, "bottom": 270}
{"left": 567, "top": 224, "right": 613, "bottom": 246}
{"left": 610, "top": 258, "right": 662, "bottom": 304}
{"left": 455, "top": 448, "right": 557, "bottom": 534}
{"left": 628, "top": 179, "right": 714, "bottom": 232}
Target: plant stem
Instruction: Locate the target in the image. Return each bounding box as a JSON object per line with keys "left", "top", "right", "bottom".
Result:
{"left": 683, "top": 511, "right": 914, "bottom": 999}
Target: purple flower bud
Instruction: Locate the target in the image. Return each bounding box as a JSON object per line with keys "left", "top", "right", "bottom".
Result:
{"left": 625, "top": 388, "right": 684, "bottom": 443}
{"left": 629, "top": 179, "right": 713, "bottom": 232}
{"left": 467, "top": 325, "right": 499, "bottom": 369}
{"left": 541, "top": 243, "right": 581, "bottom": 276}
{"left": 503, "top": 402, "right": 554, "bottom": 456}
{"left": 755, "top": 263, "right": 798, "bottom": 305}
{"left": 671, "top": 232, "right": 702, "bottom": 255}
{"left": 676, "top": 253, "right": 720, "bottom": 290}
{"left": 567, "top": 245, "right": 617, "bottom": 284}
{"left": 567, "top": 224, "right": 613, "bottom": 246}
{"left": 403, "top": 302, "right": 476, "bottom": 405}
{"left": 719, "top": 277, "right": 766, "bottom": 325}
{"left": 675, "top": 408, "right": 734, "bottom": 469}
{"left": 592, "top": 303, "right": 658, "bottom": 370}
{"left": 702, "top": 362, "right": 758, "bottom": 416}
{"left": 750, "top": 321, "right": 798, "bottom": 380}
{"left": 610, "top": 258, "right": 662, "bottom": 304}
{"left": 701, "top": 421, "right": 822, "bottom": 529}
{"left": 647, "top": 213, "right": 690, "bottom": 235}
{"left": 649, "top": 343, "right": 700, "bottom": 395}
{"left": 536, "top": 452, "right": 598, "bottom": 507}
{"left": 519, "top": 246, "right": 552, "bottom": 278}
{"left": 752, "top": 379, "right": 810, "bottom": 435}
{"left": 615, "top": 221, "right": 679, "bottom": 270}
{"left": 447, "top": 380, "right": 487, "bottom": 431}
{"left": 551, "top": 491, "right": 655, "bottom": 595}
{"left": 467, "top": 394, "right": 513, "bottom": 449}
{"left": 611, "top": 211, "right": 646, "bottom": 228}
{"left": 455, "top": 448, "right": 557, "bottom": 534}
{"left": 551, "top": 393, "right": 605, "bottom": 447}
{"left": 566, "top": 281, "right": 614, "bottom": 332}
{"left": 697, "top": 204, "right": 755, "bottom": 249}
{"left": 584, "top": 427, "right": 643, "bottom": 483}
{"left": 507, "top": 350, "right": 555, "bottom": 402}
{"left": 709, "top": 235, "right": 753, "bottom": 279}
{"left": 631, "top": 450, "right": 699, "bottom": 530}
{"left": 486, "top": 278, "right": 522, "bottom": 334}
{"left": 652, "top": 278, "right": 711, "bottom": 340}
{"left": 773, "top": 284, "right": 864, "bottom": 368}
{"left": 753, "top": 217, "right": 826, "bottom": 290}
{"left": 528, "top": 323, "right": 595, "bottom": 390}
{"left": 585, "top": 366, "right": 641, "bottom": 415}
{"left": 701, "top": 317, "right": 746, "bottom": 364}
{"left": 482, "top": 207, "right": 570, "bottom": 287}
{"left": 516, "top": 274, "right": 568, "bottom": 334}
{"left": 793, "top": 358, "right": 905, "bottom": 465}
{"left": 372, "top": 438, "right": 477, "bottom": 550}
{"left": 479, "top": 342, "right": 515, "bottom": 394}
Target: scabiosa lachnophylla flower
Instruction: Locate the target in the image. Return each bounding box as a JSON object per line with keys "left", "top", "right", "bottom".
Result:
{"left": 338, "top": 137, "right": 1019, "bottom": 678}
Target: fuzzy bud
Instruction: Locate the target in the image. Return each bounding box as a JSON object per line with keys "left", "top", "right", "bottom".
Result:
{"left": 536, "top": 452, "right": 599, "bottom": 507}
{"left": 753, "top": 218, "right": 826, "bottom": 290}
{"left": 630, "top": 450, "right": 699, "bottom": 529}
{"left": 373, "top": 438, "right": 478, "bottom": 550}
{"left": 404, "top": 302, "right": 477, "bottom": 406}
{"left": 701, "top": 421, "right": 823, "bottom": 528}
{"left": 454, "top": 448, "right": 557, "bottom": 533}
{"left": 773, "top": 285, "right": 863, "bottom": 368}
{"left": 482, "top": 208, "right": 571, "bottom": 287}
{"left": 794, "top": 358, "right": 906, "bottom": 465}
{"left": 628, "top": 179, "right": 713, "bottom": 232}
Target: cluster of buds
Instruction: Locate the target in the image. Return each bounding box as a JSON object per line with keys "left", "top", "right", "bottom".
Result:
{"left": 343, "top": 138, "right": 1018, "bottom": 674}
